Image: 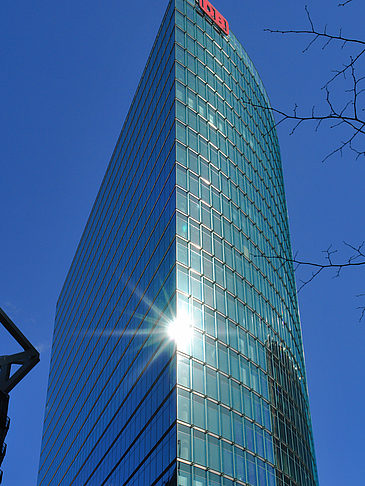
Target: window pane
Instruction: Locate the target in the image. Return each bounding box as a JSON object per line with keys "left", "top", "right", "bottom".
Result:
{"left": 192, "top": 394, "right": 206, "bottom": 429}
{"left": 192, "top": 361, "right": 204, "bottom": 394}
{"left": 177, "top": 356, "right": 190, "bottom": 388}
{"left": 222, "top": 441, "right": 234, "bottom": 477}
{"left": 178, "top": 462, "right": 192, "bottom": 486}
{"left": 205, "top": 337, "right": 216, "bottom": 367}
{"left": 233, "top": 412, "right": 244, "bottom": 447}
{"left": 193, "top": 467, "right": 206, "bottom": 486}
{"left": 234, "top": 446, "right": 246, "bottom": 483}
{"left": 178, "top": 389, "right": 191, "bottom": 423}
{"left": 193, "top": 429, "right": 206, "bottom": 466}
{"left": 219, "top": 374, "right": 229, "bottom": 406}
{"left": 178, "top": 424, "right": 191, "bottom": 461}
{"left": 220, "top": 406, "right": 232, "bottom": 441}
{"left": 208, "top": 434, "right": 221, "bottom": 472}
{"left": 207, "top": 399, "right": 219, "bottom": 435}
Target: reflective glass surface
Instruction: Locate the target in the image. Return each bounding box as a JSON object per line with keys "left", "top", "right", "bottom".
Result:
{"left": 175, "top": 1, "right": 318, "bottom": 486}
{"left": 38, "top": 1, "right": 318, "bottom": 485}
{"left": 38, "top": 1, "right": 177, "bottom": 485}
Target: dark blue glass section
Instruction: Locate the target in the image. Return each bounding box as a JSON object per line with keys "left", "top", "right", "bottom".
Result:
{"left": 38, "top": 1, "right": 177, "bottom": 485}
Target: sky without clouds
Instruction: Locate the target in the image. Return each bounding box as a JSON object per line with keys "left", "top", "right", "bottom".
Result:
{"left": 1, "top": 1, "right": 364, "bottom": 484}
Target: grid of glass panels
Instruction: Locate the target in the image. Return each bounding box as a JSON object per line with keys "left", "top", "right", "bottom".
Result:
{"left": 37, "top": 2, "right": 177, "bottom": 485}
{"left": 38, "top": 0, "right": 319, "bottom": 485}
{"left": 174, "top": 1, "right": 318, "bottom": 486}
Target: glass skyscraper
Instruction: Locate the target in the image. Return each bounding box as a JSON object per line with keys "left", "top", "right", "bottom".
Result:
{"left": 38, "top": 1, "right": 318, "bottom": 485}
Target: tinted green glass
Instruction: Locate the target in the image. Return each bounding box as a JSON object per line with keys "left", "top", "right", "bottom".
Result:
{"left": 38, "top": 1, "right": 318, "bottom": 485}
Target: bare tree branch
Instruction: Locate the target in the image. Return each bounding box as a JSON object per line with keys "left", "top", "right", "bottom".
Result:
{"left": 265, "top": 4, "right": 365, "bottom": 94}
{"left": 255, "top": 241, "right": 365, "bottom": 319}
{"left": 265, "top": 6, "right": 364, "bottom": 50}
{"left": 241, "top": 95, "right": 365, "bottom": 162}
{"left": 338, "top": 0, "right": 353, "bottom": 6}
{"left": 243, "top": 99, "right": 365, "bottom": 134}
{"left": 357, "top": 306, "right": 365, "bottom": 322}
{"left": 326, "top": 47, "right": 365, "bottom": 87}
{"left": 264, "top": 253, "right": 365, "bottom": 272}
{"left": 244, "top": 7, "right": 365, "bottom": 163}
{"left": 259, "top": 6, "right": 364, "bottom": 320}
{"left": 356, "top": 293, "right": 365, "bottom": 322}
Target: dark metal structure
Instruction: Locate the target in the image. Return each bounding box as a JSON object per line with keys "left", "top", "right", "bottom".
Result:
{"left": 0, "top": 307, "right": 40, "bottom": 483}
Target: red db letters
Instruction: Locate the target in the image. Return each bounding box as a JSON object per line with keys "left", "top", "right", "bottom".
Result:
{"left": 199, "top": 0, "right": 229, "bottom": 36}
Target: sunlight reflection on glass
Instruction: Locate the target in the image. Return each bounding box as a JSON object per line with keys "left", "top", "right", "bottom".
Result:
{"left": 167, "top": 310, "right": 193, "bottom": 352}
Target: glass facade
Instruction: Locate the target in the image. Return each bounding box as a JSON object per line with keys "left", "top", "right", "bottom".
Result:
{"left": 38, "top": 1, "right": 318, "bottom": 485}
{"left": 37, "top": 2, "right": 177, "bottom": 484}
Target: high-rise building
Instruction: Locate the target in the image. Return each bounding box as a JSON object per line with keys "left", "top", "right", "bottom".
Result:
{"left": 38, "top": 1, "right": 318, "bottom": 485}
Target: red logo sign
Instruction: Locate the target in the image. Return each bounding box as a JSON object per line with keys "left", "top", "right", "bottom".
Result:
{"left": 199, "top": 0, "right": 229, "bottom": 36}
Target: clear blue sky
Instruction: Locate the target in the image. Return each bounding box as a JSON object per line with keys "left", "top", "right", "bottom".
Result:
{"left": 1, "top": 1, "right": 364, "bottom": 484}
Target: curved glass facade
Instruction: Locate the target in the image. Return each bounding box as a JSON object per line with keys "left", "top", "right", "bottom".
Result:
{"left": 38, "top": 1, "right": 318, "bottom": 485}
{"left": 174, "top": 1, "right": 318, "bottom": 486}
